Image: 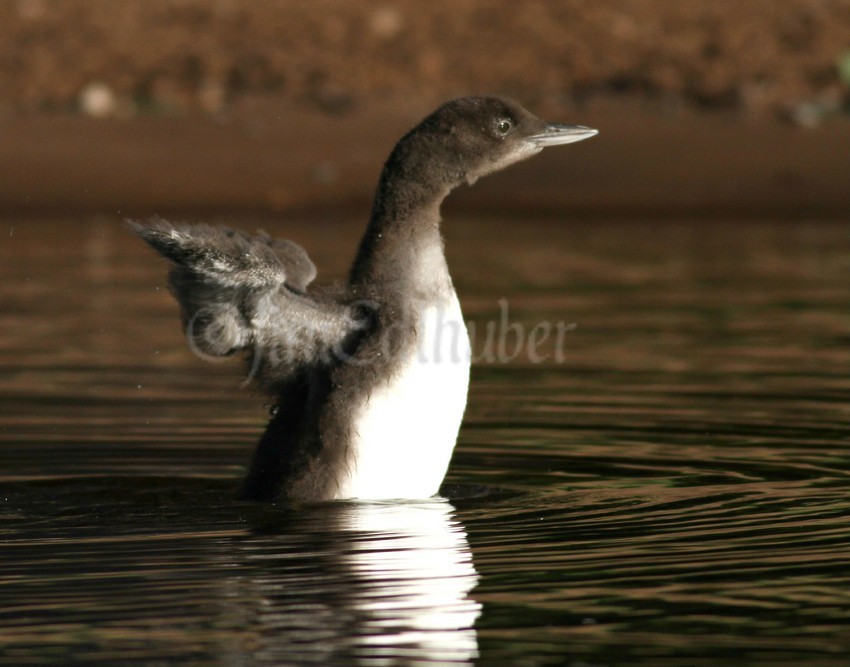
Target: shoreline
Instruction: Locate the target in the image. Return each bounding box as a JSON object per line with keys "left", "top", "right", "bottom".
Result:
{"left": 2, "top": 100, "right": 849, "bottom": 220}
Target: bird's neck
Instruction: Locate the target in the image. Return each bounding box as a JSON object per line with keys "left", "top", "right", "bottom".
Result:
{"left": 349, "top": 158, "right": 456, "bottom": 302}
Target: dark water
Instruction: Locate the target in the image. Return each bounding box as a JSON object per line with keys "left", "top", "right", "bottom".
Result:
{"left": 1, "top": 216, "right": 849, "bottom": 666}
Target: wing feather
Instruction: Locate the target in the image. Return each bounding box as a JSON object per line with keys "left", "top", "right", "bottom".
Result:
{"left": 128, "top": 218, "right": 368, "bottom": 392}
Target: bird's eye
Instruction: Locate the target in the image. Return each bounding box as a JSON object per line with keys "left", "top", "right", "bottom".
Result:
{"left": 496, "top": 119, "right": 512, "bottom": 135}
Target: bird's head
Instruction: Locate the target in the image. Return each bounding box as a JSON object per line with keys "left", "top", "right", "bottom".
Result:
{"left": 408, "top": 96, "right": 598, "bottom": 188}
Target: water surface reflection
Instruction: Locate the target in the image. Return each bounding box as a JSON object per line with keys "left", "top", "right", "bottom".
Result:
{"left": 222, "top": 499, "right": 480, "bottom": 665}
{"left": 3, "top": 480, "right": 479, "bottom": 665}
{"left": 1, "top": 217, "right": 849, "bottom": 665}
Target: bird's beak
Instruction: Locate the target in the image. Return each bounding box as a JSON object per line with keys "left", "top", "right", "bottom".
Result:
{"left": 529, "top": 123, "right": 599, "bottom": 147}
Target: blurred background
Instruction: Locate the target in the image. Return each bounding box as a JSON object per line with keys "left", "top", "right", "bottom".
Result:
{"left": 2, "top": 0, "right": 849, "bottom": 217}
{"left": 3, "top": 4, "right": 850, "bottom": 664}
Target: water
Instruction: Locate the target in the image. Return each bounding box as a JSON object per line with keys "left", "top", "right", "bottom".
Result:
{"left": 1, "top": 216, "right": 849, "bottom": 665}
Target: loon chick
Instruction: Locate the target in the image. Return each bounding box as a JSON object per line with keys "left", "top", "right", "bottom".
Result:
{"left": 130, "top": 96, "right": 598, "bottom": 503}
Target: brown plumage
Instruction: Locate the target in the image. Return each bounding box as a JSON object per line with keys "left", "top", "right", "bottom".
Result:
{"left": 130, "top": 96, "right": 598, "bottom": 503}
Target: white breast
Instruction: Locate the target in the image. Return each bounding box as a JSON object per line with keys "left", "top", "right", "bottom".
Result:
{"left": 336, "top": 293, "right": 470, "bottom": 500}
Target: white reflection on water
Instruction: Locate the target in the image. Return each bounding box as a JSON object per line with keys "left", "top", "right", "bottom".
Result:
{"left": 341, "top": 499, "right": 481, "bottom": 662}
{"left": 217, "top": 498, "right": 480, "bottom": 666}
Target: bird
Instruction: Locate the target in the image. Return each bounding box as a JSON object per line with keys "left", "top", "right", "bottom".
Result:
{"left": 130, "top": 96, "right": 598, "bottom": 503}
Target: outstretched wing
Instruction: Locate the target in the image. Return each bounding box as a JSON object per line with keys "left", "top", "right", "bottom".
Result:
{"left": 128, "top": 217, "right": 368, "bottom": 392}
